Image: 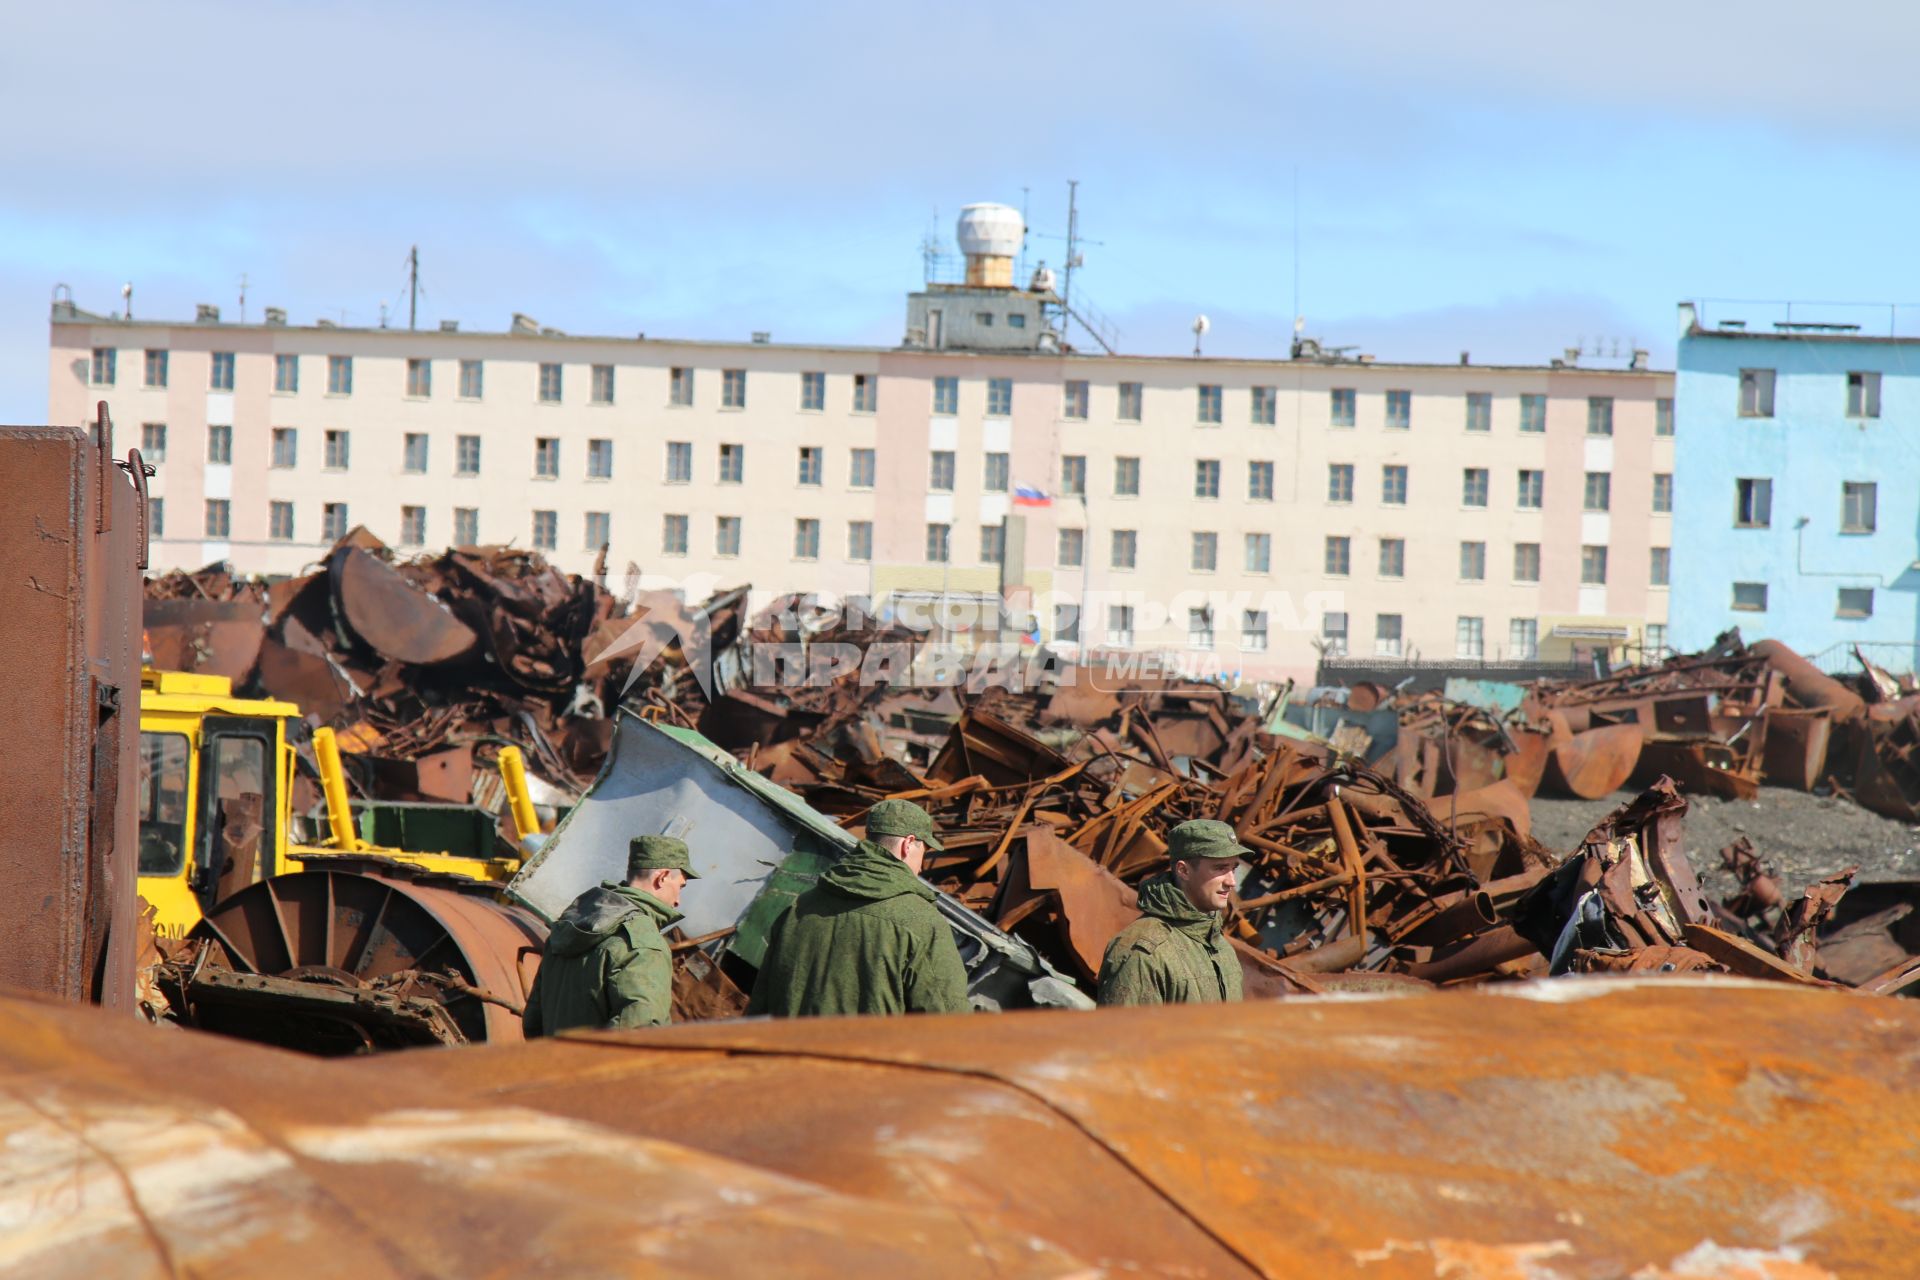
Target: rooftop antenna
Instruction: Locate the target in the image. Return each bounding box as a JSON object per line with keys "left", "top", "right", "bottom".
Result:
{"left": 407, "top": 245, "right": 420, "bottom": 331}
{"left": 238, "top": 272, "right": 248, "bottom": 324}
{"left": 1061, "top": 180, "right": 1080, "bottom": 341}
{"left": 1291, "top": 166, "right": 1301, "bottom": 341}
{"left": 121, "top": 282, "right": 132, "bottom": 321}
{"left": 1192, "top": 314, "right": 1211, "bottom": 357}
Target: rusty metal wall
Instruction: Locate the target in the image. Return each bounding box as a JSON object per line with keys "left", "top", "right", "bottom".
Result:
{"left": 0, "top": 407, "right": 141, "bottom": 1007}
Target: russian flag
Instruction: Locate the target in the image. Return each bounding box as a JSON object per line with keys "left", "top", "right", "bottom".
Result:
{"left": 1013, "top": 486, "right": 1053, "bottom": 508}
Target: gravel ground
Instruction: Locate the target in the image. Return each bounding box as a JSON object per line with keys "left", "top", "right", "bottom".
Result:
{"left": 1528, "top": 785, "right": 1920, "bottom": 904}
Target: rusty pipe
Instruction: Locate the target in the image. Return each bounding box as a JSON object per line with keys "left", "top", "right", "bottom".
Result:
{"left": 311, "top": 726, "right": 362, "bottom": 851}
{"left": 1399, "top": 925, "right": 1538, "bottom": 983}
{"left": 1751, "top": 639, "right": 1866, "bottom": 722}
{"left": 1393, "top": 891, "right": 1496, "bottom": 948}
{"left": 1285, "top": 930, "right": 1373, "bottom": 973}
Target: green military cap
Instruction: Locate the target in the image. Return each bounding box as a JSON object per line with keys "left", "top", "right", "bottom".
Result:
{"left": 865, "top": 798, "right": 945, "bottom": 851}
{"left": 1167, "top": 819, "right": 1250, "bottom": 865}
{"left": 628, "top": 834, "right": 699, "bottom": 879}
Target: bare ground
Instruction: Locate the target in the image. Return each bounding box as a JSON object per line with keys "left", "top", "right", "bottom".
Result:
{"left": 1528, "top": 785, "right": 1920, "bottom": 904}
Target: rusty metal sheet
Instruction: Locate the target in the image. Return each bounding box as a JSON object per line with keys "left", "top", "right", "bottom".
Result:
{"left": 141, "top": 597, "right": 266, "bottom": 681}
{"left": 1760, "top": 705, "right": 1832, "bottom": 791}
{"left": 1542, "top": 722, "right": 1643, "bottom": 799}
{"left": 330, "top": 545, "right": 479, "bottom": 665}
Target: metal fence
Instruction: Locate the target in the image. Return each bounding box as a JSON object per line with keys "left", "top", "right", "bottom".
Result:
{"left": 1805, "top": 641, "right": 1919, "bottom": 679}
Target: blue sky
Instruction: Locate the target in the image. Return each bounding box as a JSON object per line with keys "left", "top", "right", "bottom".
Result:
{"left": 5, "top": 0, "right": 1917, "bottom": 419}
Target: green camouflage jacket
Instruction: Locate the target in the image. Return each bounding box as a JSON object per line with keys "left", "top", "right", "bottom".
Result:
{"left": 522, "top": 882, "right": 680, "bottom": 1036}
{"left": 1096, "top": 874, "right": 1244, "bottom": 1007}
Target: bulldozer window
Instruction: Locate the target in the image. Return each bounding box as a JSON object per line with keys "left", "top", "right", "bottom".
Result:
{"left": 193, "top": 718, "right": 278, "bottom": 906}
{"left": 139, "top": 732, "right": 191, "bottom": 874}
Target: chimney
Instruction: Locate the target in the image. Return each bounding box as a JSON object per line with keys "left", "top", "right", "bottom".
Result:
{"left": 264, "top": 307, "right": 287, "bottom": 326}
{"left": 751, "top": 331, "right": 770, "bottom": 344}
{"left": 1629, "top": 349, "right": 1648, "bottom": 371}
{"left": 195, "top": 303, "right": 221, "bottom": 323}
{"left": 955, "top": 204, "right": 1023, "bottom": 289}
{"left": 1459, "top": 351, "right": 1470, "bottom": 365}
{"left": 511, "top": 313, "right": 540, "bottom": 335}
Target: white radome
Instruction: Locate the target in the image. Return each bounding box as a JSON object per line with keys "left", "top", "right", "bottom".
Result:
{"left": 956, "top": 203, "right": 1024, "bottom": 258}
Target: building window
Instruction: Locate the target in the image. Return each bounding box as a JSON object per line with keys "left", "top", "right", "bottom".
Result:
{"left": 795, "top": 518, "right": 821, "bottom": 560}
{"left": 150, "top": 497, "right": 164, "bottom": 538}
{"left": 454, "top": 508, "right": 479, "bottom": 545}
{"left": 1586, "top": 396, "right": 1614, "bottom": 436}
{"left": 1196, "top": 385, "right": 1223, "bottom": 424}
{"left": 1382, "top": 464, "right": 1408, "bottom": 505}
{"left": 534, "top": 437, "right": 560, "bottom": 478}
{"left": 669, "top": 367, "right": 694, "bottom": 406}
{"left": 718, "top": 443, "right": 745, "bottom": 484}
{"left": 142, "top": 422, "right": 167, "bottom": 462}
{"left": 1187, "top": 607, "right": 1214, "bottom": 647}
{"left": 666, "top": 441, "right": 692, "bottom": 483}
{"left": 587, "top": 438, "right": 613, "bottom": 480}
{"left": 1330, "top": 387, "right": 1356, "bottom": 428}
{"left": 984, "top": 452, "right": 1010, "bottom": 492}
{"left": 1462, "top": 468, "right": 1489, "bottom": 507}
{"left": 1735, "top": 477, "right": 1772, "bottom": 528}
{"left": 1063, "top": 380, "right": 1089, "bottom": 419}
{"left": 1322, "top": 611, "right": 1348, "bottom": 656}
{"left": 326, "top": 354, "right": 350, "bottom": 396}
{"left": 403, "top": 433, "right": 428, "bottom": 474}
{"left": 1465, "top": 392, "right": 1491, "bottom": 432}
{"left": 1460, "top": 541, "right": 1486, "bottom": 580}
{"left": 1385, "top": 389, "right": 1412, "bottom": 430}
{"left": 1655, "top": 397, "right": 1673, "bottom": 436}
{"left": 1653, "top": 473, "right": 1673, "bottom": 513}
{"left": 848, "top": 521, "right": 873, "bottom": 561}
{"left": 721, "top": 368, "right": 747, "bottom": 409}
{"left": 1842, "top": 481, "right": 1878, "bottom": 533}
{"left": 716, "top": 516, "right": 743, "bottom": 557}
{"left": 1519, "top": 393, "right": 1546, "bottom": 433}
{"left": 800, "top": 370, "right": 825, "bottom": 411}
{"left": 1584, "top": 471, "right": 1611, "bottom": 512}
{"left": 1114, "top": 456, "right": 1141, "bottom": 497}
{"left": 1514, "top": 542, "right": 1541, "bottom": 583}
{"left": 1838, "top": 586, "right": 1875, "bottom": 618}
{"left": 1517, "top": 469, "right": 1543, "bottom": 509}
{"left": 1739, "top": 369, "right": 1777, "bottom": 418}
{"left": 933, "top": 376, "right": 959, "bottom": 415}
{"left": 1117, "top": 382, "right": 1143, "bottom": 421}
{"left": 1053, "top": 602, "right": 1080, "bottom": 644}
{"left": 925, "top": 522, "right": 950, "bottom": 563}
{"left": 1247, "top": 460, "right": 1275, "bottom": 501}
{"left": 1193, "top": 459, "right": 1221, "bottom": 499}
{"left": 1245, "top": 532, "right": 1271, "bottom": 573}
{"left": 1456, "top": 616, "right": 1485, "bottom": 659}
{"left": 274, "top": 353, "right": 298, "bottom": 393}
{"left": 662, "top": 514, "right": 689, "bottom": 555}
{"left": 1060, "top": 455, "right": 1086, "bottom": 497}
{"left": 797, "top": 446, "right": 823, "bottom": 486}
{"left": 144, "top": 349, "right": 167, "bottom": 388}
{"left": 406, "top": 358, "right": 431, "bottom": 398}
{"left": 975, "top": 311, "right": 995, "bottom": 327}
{"left": 529, "top": 510, "right": 556, "bottom": 551}
{"left": 1732, "top": 581, "right": 1768, "bottom": 611}
{"left": 538, "top": 363, "right": 563, "bottom": 403}
{"left": 1241, "top": 610, "right": 1268, "bottom": 651}
{"left": 1325, "top": 536, "right": 1351, "bottom": 575}
{"left": 1375, "top": 614, "right": 1403, "bottom": 658}
{"left": 986, "top": 377, "right": 1013, "bottom": 416}
{"left": 204, "top": 499, "right": 230, "bottom": 539}
{"left": 456, "top": 435, "right": 480, "bottom": 476}
{"left": 1644, "top": 623, "right": 1667, "bottom": 658}
{"left": 1111, "top": 529, "right": 1138, "bottom": 570}
{"left": 1510, "top": 619, "right": 1539, "bottom": 659}
{"left": 929, "top": 450, "right": 955, "bottom": 491}
{"left": 206, "top": 424, "right": 232, "bottom": 465}
{"left": 270, "top": 501, "right": 294, "bottom": 541}
{"left": 1251, "top": 386, "right": 1277, "bottom": 426}
{"left": 1650, "top": 546, "right": 1670, "bottom": 586}
{"left": 1191, "top": 531, "right": 1218, "bottom": 572}
{"left": 1581, "top": 545, "right": 1609, "bottom": 585}
{"left": 1379, "top": 538, "right": 1406, "bottom": 578}
{"left": 400, "top": 505, "right": 426, "bottom": 546}
{"left": 1328, "top": 463, "right": 1354, "bottom": 503}
{"left": 1107, "top": 605, "right": 1135, "bottom": 646}
{"left": 324, "top": 430, "right": 350, "bottom": 470}
{"left": 1057, "top": 527, "right": 1085, "bottom": 567}
{"left": 1847, "top": 371, "right": 1882, "bottom": 419}
{"left": 322, "top": 502, "right": 348, "bottom": 542}
{"left": 853, "top": 373, "right": 877, "bottom": 413}
{"left": 1008, "top": 314, "right": 1026, "bottom": 329}
{"left": 980, "top": 523, "right": 1005, "bottom": 564}
{"left": 459, "top": 359, "right": 483, "bottom": 399}
{"left": 207, "top": 350, "right": 238, "bottom": 391}
{"left": 591, "top": 364, "right": 615, "bottom": 405}
{"left": 849, "top": 447, "right": 876, "bottom": 489}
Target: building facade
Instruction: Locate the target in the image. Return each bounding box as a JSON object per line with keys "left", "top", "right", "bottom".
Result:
{"left": 1670, "top": 301, "right": 1919, "bottom": 663}
{"left": 50, "top": 246, "right": 1674, "bottom": 684}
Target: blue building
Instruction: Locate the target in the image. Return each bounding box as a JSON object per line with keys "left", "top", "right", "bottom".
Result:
{"left": 1671, "top": 301, "right": 1920, "bottom": 665}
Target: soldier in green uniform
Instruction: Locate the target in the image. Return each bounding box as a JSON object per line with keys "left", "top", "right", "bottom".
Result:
{"left": 748, "top": 798, "right": 970, "bottom": 1017}
{"left": 1097, "top": 819, "right": 1247, "bottom": 1007}
{"left": 521, "top": 834, "right": 698, "bottom": 1036}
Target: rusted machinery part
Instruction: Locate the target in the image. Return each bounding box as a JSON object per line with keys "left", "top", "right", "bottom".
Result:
{"left": 1542, "top": 722, "right": 1643, "bottom": 799}
{"left": 1751, "top": 638, "right": 1867, "bottom": 722}
{"left": 393, "top": 981, "right": 1920, "bottom": 1280}
{"left": 330, "top": 545, "right": 479, "bottom": 665}
{"left": 1760, "top": 705, "right": 1834, "bottom": 791}
{"left": 0, "top": 996, "right": 1075, "bottom": 1280}
{"left": 187, "top": 868, "right": 543, "bottom": 1052}
{"left": 1501, "top": 727, "right": 1551, "bottom": 797}
{"left": 1344, "top": 681, "right": 1390, "bottom": 713}
{"left": 142, "top": 598, "right": 265, "bottom": 680}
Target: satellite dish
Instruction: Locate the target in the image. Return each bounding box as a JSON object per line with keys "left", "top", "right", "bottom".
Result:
{"left": 1192, "top": 315, "right": 1211, "bottom": 336}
